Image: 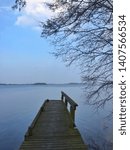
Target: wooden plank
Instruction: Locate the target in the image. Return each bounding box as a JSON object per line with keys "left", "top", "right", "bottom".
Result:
{"left": 25, "top": 100, "right": 49, "bottom": 138}
{"left": 19, "top": 100, "right": 87, "bottom": 150}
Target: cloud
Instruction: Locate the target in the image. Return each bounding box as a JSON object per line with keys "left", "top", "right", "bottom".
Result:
{"left": 15, "top": 15, "right": 36, "bottom": 26}
{"left": 15, "top": 0, "right": 53, "bottom": 27}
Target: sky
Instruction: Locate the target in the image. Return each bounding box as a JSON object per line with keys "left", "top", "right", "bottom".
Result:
{"left": 0, "top": 0, "right": 81, "bottom": 84}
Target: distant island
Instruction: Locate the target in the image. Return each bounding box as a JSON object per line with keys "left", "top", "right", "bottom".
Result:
{"left": 33, "top": 83, "right": 47, "bottom": 85}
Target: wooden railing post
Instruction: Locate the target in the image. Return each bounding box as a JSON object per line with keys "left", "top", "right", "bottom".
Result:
{"left": 65, "top": 98, "right": 68, "bottom": 107}
{"left": 61, "top": 91, "right": 78, "bottom": 126}
{"left": 70, "top": 106, "right": 75, "bottom": 123}
{"left": 61, "top": 94, "right": 64, "bottom": 101}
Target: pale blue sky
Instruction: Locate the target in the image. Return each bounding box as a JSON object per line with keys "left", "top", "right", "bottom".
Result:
{"left": 0, "top": 0, "right": 80, "bottom": 84}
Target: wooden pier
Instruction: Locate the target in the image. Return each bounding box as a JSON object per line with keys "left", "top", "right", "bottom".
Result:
{"left": 19, "top": 91, "right": 87, "bottom": 150}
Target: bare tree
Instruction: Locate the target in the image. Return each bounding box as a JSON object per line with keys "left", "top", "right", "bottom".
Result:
{"left": 13, "top": 0, "right": 113, "bottom": 109}
{"left": 12, "top": 0, "right": 26, "bottom": 11}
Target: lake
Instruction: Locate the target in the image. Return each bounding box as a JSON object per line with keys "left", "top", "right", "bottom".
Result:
{"left": 0, "top": 84, "right": 112, "bottom": 150}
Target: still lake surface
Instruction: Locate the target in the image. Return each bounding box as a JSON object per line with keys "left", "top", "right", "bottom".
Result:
{"left": 0, "top": 84, "right": 112, "bottom": 150}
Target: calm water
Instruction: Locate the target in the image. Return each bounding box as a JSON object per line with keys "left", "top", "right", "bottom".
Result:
{"left": 0, "top": 85, "right": 112, "bottom": 150}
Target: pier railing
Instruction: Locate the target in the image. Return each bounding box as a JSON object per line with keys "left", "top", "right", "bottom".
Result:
{"left": 61, "top": 91, "right": 78, "bottom": 125}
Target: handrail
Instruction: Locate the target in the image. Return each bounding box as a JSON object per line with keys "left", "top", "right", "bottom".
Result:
{"left": 61, "top": 91, "right": 78, "bottom": 108}
{"left": 61, "top": 91, "right": 78, "bottom": 126}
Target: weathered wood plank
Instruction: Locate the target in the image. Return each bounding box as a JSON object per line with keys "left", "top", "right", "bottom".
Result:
{"left": 19, "top": 99, "right": 87, "bottom": 150}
